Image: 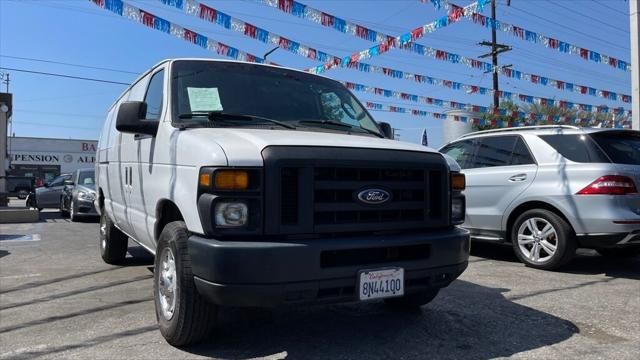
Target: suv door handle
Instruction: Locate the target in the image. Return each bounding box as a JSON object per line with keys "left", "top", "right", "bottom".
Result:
{"left": 508, "top": 174, "right": 527, "bottom": 182}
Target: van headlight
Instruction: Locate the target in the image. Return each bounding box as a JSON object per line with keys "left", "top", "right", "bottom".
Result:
{"left": 78, "top": 191, "right": 96, "bottom": 201}
{"left": 214, "top": 201, "right": 248, "bottom": 227}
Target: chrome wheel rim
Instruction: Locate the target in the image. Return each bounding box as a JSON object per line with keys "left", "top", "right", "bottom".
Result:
{"left": 158, "top": 247, "right": 177, "bottom": 321}
{"left": 517, "top": 217, "right": 558, "bottom": 263}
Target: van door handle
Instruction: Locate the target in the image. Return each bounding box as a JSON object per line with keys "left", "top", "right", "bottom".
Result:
{"left": 508, "top": 174, "right": 527, "bottom": 182}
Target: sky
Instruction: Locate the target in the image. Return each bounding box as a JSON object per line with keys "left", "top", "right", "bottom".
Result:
{"left": 0, "top": 0, "right": 633, "bottom": 148}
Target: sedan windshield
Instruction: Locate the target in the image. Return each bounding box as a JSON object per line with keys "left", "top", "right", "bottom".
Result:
{"left": 590, "top": 131, "right": 640, "bottom": 165}
{"left": 78, "top": 170, "right": 95, "bottom": 186}
{"left": 171, "top": 60, "right": 381, "bottom": 135}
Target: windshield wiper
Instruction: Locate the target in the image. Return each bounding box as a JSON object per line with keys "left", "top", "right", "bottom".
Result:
{"left": 178, "top": 111, "right": 295, "bottom": 129}
{"left": 297, "top": 120, "right": 384, "bottom": 138}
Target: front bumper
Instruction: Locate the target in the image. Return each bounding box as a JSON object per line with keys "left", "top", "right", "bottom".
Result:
{"left": 75, "top": 198, "right": 98, "bottom": 215}
{"left": 188, "top": 227, "right": 470, "bottom": 307}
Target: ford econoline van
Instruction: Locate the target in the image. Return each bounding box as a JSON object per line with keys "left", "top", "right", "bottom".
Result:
{"left": 96, "top": 59, "right": 469, "bottom": 346}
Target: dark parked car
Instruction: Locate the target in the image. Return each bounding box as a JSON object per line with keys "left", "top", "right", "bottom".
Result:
{"left": 60, "top": 168, "right": 97, "bottom": 221}
{"left": 6, "top": 176, "right": 35, "bottom": 199}
{"left": 28, "top": 174, "right": 72, "bottom": 210}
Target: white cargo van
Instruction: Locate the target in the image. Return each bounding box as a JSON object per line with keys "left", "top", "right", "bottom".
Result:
{"left": 96, "top": 59, "right": 469, "bottom": 346}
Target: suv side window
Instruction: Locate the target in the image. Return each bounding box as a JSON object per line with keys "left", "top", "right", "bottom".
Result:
{"left": 511, "top": 137, "right": 535, "bottom": 165}
{"left": 539, "top": 134, "right": 609, "bottom": 163}
{"left": 472, "top": 136, "right": 517, "bottom": 168}
{"left": 144, "top": 70, "right": 164, "bottom": 120}
{"left": 441, "top": 140, "right": 474, "bottom": 169}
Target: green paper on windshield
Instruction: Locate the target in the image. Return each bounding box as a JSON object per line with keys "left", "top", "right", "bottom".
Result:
{"left": 187, "top": 87, "right": 223, "bottom": 112}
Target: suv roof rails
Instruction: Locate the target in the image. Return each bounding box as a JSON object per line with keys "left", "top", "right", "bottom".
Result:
{"left": 458, "top": 125, "right": 581, "bottom": 139}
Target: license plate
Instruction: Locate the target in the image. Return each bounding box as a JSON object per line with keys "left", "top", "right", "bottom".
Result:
{"left": 358, "top": 268, "right": 404, "bottom": 301}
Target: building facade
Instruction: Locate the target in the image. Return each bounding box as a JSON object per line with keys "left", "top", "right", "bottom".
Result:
{"left": 7, "top": 137, "right": 97, "bottom": 186}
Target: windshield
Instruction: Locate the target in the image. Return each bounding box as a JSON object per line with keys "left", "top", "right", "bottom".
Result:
{"left": 78, "top": 170, "right": 95, "bottom": 186}
{"left": 171, "top": 61, "right": 381, "bottom": 135}
{"left": 590, "top": 131, "right": 640, "bottom": 165}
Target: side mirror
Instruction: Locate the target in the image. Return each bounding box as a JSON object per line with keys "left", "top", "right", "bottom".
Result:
{"left": 64, "top": 180, "right": 74, "bottom": 186}
{"left": 378, "top": 122, "right": 393, "bottom": 139}
{"left": 116, "top": 101, "right": 159, "bottom": 136}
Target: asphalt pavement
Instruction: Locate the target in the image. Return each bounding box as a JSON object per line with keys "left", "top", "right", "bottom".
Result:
{"left": 1, "top": 207, "right": 639, "bottom": 360}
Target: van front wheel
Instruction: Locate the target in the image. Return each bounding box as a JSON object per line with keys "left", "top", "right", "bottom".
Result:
{"left": 99, "top": 211, "right": 128, "bottom": 264}
{"left": 154, "top": 221, "right": 216, "bottom": 347}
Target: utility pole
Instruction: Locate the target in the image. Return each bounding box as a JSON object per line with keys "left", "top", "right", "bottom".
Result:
{"left": 631, "top": 0, "right": 639, "bottom": 130}
{"left": 479, "top": 0, "right": 512, "bottom": 109}
{"left": 0, "top": 72, "right": 9, "bottom": 93}
{"left": 392, "top": 128, "right": 401, "bottom": 141}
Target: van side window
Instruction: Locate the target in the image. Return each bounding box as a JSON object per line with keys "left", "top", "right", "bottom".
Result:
{"left": 144, "top": 70, "right": 164, "bottom": 121}
{"left": 441, "top": 140, "right": 474, "bottom": 169}
{"left": 473, "top": 136, "right": 517, "bottom": 168}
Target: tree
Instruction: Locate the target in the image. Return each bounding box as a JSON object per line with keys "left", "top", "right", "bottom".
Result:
{"left": 472, "top": 100, "right": 520, "bottom": 131}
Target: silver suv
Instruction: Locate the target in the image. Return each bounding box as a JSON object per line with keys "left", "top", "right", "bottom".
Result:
{"left": 440, "top": 126, "right": 640, "bottom": 270}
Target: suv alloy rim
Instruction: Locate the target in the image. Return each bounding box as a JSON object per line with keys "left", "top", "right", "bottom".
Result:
{"left": 517, "top": 217, "right": 558, "bottom": 263}
{"left": 158, "top": 247, "right": 177, "bottom": 321}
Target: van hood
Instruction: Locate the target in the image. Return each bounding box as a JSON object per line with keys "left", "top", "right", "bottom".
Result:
{"left": 177, "top": 128, "right": 444, "bottom": 167}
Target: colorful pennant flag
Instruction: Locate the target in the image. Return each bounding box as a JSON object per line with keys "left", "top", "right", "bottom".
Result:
{"left": 345, "top": 80, "right": 631, "bottom": 118}
{"left": 156, "top": 0, "right": 343, "bottom": 65}
{"left": 462, "top": 4, "right": 631, "bottom": 72}
{"left": 260, "top": 0, "right": 630, "bottom": 103}
{"left": 307, "top": 0, "right": 491, "bottom": 73}
{"left": 365, "top": 102, "right": 631, "bottom": 128}
{"left": 89, "top": 0, "right": 268, "bottom": 64}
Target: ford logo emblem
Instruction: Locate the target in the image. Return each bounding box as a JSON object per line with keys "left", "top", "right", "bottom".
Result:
{"left": 357, "top": 188, "right": 391, "bottom": 205}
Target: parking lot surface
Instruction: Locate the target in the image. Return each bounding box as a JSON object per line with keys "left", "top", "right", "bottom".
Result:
{"left": 1, "top": 209, "right": 639, "bottom": 360}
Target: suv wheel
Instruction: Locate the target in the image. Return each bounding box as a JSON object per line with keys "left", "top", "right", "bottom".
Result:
{"left": 384, "top": 288, "right": 440, "bottom": 310}
{"left": 511, "top": 209, "right": 575, "bottom": 270}
{"left": 99, "top": 211, "right": 128, "bottom": 264}
{"left": 154, "top": 221, "right": 216, "bottom": 346}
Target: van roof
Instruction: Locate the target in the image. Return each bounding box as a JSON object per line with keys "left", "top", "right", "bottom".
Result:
{"left": 108, "top": 58, "right": 329, "bottom": 110}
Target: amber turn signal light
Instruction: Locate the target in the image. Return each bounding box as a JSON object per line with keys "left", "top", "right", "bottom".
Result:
{"left": 214, "top": 170, "right": 249, "bottom": 190}
{"left": 199, "top": 173, "right": 211, "bottom": 187}
{"left": 451, "top": 173, "right": 466, "bottom": 190}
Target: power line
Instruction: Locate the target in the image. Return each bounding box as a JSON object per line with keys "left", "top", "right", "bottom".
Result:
{"left": 547, "top": 0, "right": 629, "bottom": 34}
{"left": 591, "top": 0, "right": 628, "bottom": 16}
{"left": 0, "top": 55, "right": 141, "bottom": 75}
{"left": 0, "top": 67, "right": 130, "bottom": 85}
{"left": 14, "top": 109, "right": 104, "bottom": 119}
{"left": 508, "top": 5, "right": 630, "bottom": 51}
{"left": 11, "top": 120, "right": 100, "bottom": 131}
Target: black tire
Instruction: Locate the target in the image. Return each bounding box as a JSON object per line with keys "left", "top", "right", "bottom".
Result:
{"left": 511, "top": 209, "right": 575, "bottom": 270}
{"left": 69, "top": 202, "right": 77, "bottom": 222}
{"left": 99, "top": 211, "right": 128, "bottom": 264}
{"left": 154, "top": 221, "right": 216, "bottom": 347}
{"left": 60, "top": 197, "right": 69, "bottom": 218}
{"left": 384, "top": 288, "right": 440, "bottom": 310}
{"left": 596, "top": 247, "right": 640, "bottom": 258}
{"left": 17, "top": 190, "right": 28, "bottom": 200}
